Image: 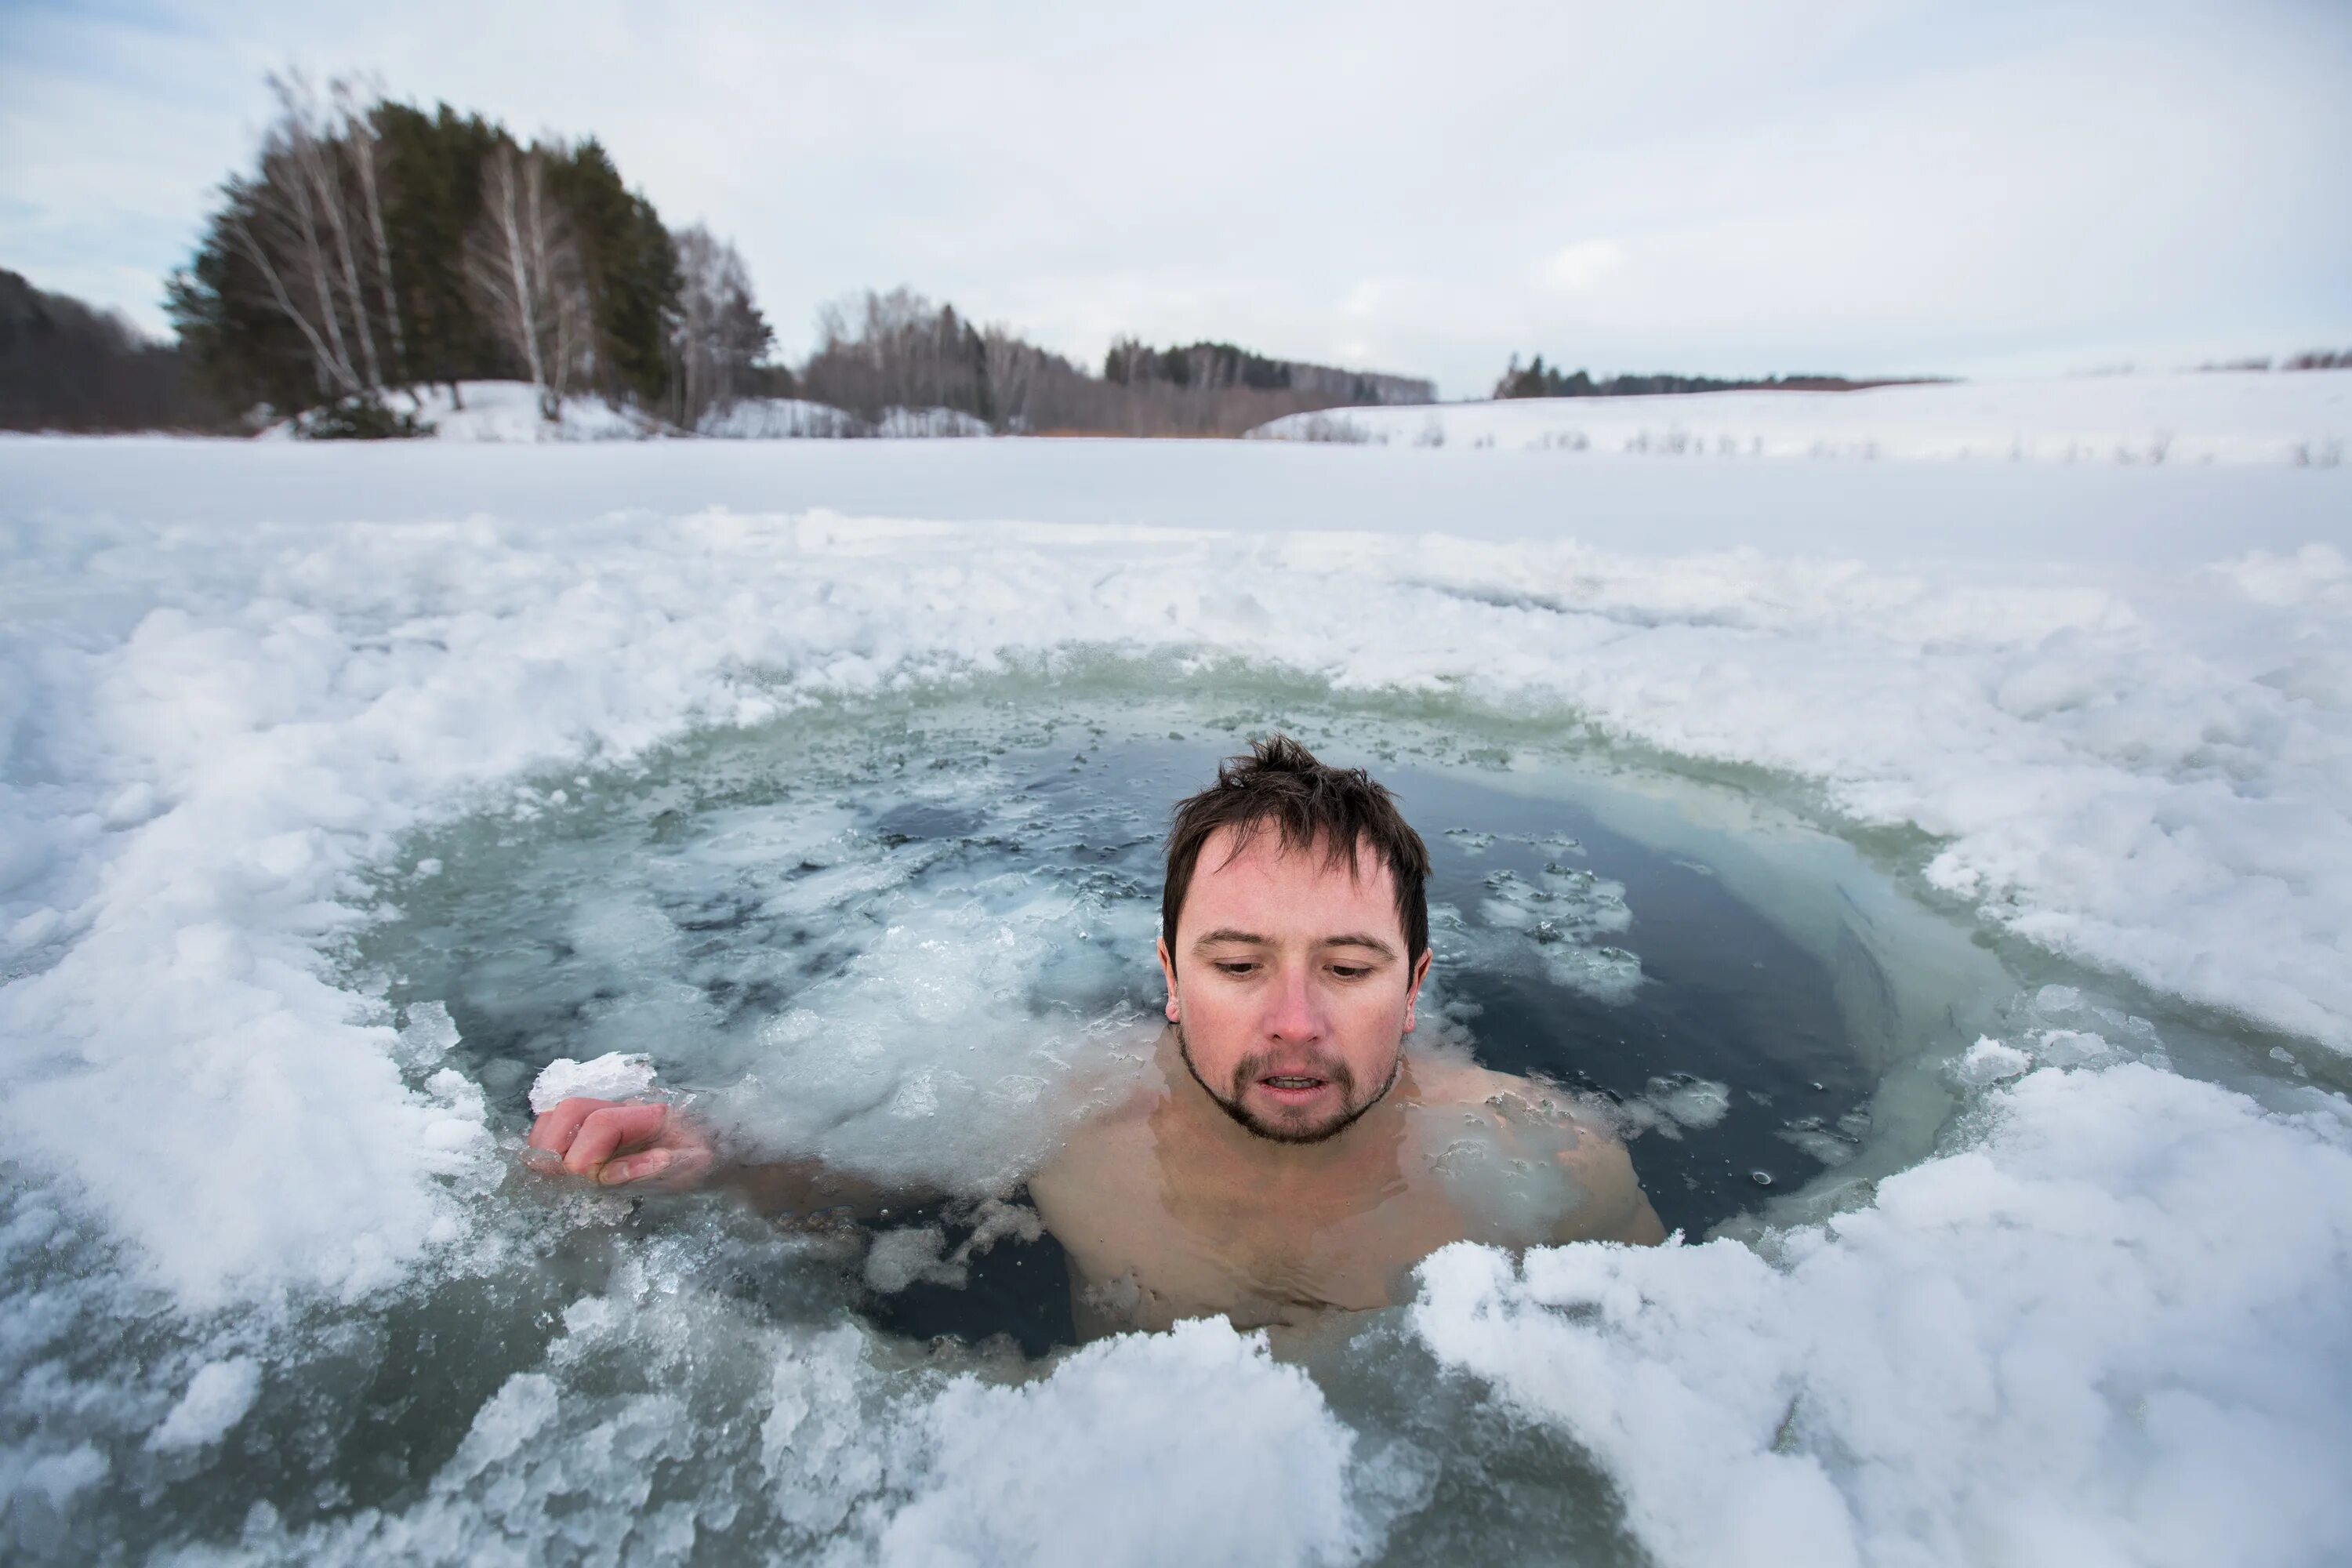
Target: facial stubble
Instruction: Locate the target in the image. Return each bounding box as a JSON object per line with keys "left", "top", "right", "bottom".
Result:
{"left": 1175, "top": 1022, "right": 1404, "bottom": 1145}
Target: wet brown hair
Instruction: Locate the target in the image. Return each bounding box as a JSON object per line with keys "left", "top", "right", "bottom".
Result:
{"left": 1160, "top": 735, "right": 1431, "bottom": 974}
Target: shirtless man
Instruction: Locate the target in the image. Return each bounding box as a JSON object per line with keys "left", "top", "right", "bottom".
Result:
{"left": 526, "top": 736, "right": 1665, "bottom": 1341}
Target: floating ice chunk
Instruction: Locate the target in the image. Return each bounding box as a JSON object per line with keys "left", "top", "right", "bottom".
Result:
{"left": 446, "top": 1372, "right": 560, "bottom": 1479}
{"left": 19, "top": 1444, "right": 109, "bottom": 1508}
{"left": 147, "top": 1357, "right": 261, "bottom": 1451}
{"left": 528, "top": 1052, "right": 658, "bottom": 1113}
{"left": 1621, "top": 1076, "right": 1734, "bottom": 1140}
{"left": 393, "top": 1000, "right": 460, "bottom": 1071}
{"left": 1956, "top": 1036, "right": 2034, "bottom": 1085}
{"left": 865, "top": 1225, "right": 963, "bottom": 1293}
{"left": 1653, "top": 1078, "right": 1731, "bottom": 1129}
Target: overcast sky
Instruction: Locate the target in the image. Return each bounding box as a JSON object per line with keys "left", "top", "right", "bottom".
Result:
{"left": 2, "top": 0, "right": 2346, "bottom": 396}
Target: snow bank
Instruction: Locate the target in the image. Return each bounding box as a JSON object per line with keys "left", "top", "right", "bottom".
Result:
{"left": 700, "top": 398, "right": 992, "bottom": 439}
{"left": 699, "top": 396, "right": 862, "bottom": 438}
{"left": 1413, "top": 1061, "right": 2352, "bottom": 1567}
{"left": 260, "top": 381, "right": 666, "bottom": 443}
{"left": 1252, "top": 370, "right": 2352, "bottom": 466}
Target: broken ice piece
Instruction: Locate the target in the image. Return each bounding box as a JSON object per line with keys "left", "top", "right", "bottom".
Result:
{"left": 528, "top": 1052, "right": 659, "bottom": 1113}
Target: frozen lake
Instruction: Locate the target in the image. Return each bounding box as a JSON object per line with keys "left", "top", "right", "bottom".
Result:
{"left": 3, "top": 419, "right": 2350, "bottom": 1565}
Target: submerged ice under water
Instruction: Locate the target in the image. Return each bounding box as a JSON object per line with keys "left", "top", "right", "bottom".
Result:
{"left": 5, "top": 680, "right": 2333, "bottom": 1566}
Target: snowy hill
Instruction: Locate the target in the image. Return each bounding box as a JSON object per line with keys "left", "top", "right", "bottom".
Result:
{"left": 1250, "top": 370, "right": 2351, "bottom": 466}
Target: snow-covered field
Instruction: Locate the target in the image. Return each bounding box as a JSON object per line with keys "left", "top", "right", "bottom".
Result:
{"left": 1253, "top": 370, "right": 2352, "bottom": 466}
{"left": 3, "top": 387, "right": 2350, "bottom": 1565}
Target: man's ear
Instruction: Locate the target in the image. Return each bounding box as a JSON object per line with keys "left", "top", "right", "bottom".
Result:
{"left": 1403, "top": 949, "right": 1432, "bottom": 1033}
{"left": 1156, "top": 936, "right": 1181, "bottom": 1022}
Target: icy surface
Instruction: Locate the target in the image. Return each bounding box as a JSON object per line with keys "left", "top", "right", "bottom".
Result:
{"left": 1251, "top": 369, "right": 2352, "bottom": 466}
{"left": 3, "top": 392, "right": 2350, "bottom": 1565}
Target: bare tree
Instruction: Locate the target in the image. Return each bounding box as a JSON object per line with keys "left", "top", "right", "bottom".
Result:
{"left": 668, "top": 224, "right": 773, "bottom": 427}
{"left": 464, "top": 142, "right": 592, "bottom": 419}
{"left": 267, "top": 71, "right": 383, "bottom": 391}
{"left": 333, "top": 75, "right": 405, "bottom": 382}
{"left": 209, "top": 70, "right": 411, "bottom": 408}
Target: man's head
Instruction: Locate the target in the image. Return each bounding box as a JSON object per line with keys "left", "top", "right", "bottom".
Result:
{"left": 1156, "top": 735, "right": 1432, "bottom": 1144}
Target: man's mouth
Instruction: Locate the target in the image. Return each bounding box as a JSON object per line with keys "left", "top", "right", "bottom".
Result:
{"left": 1256, "top": 1073, "right": 1334, "bottom": 1101}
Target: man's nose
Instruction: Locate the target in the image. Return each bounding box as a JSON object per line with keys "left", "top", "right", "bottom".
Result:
{"left": 1263, "top": 963, "right": 1324, "bottom": 1043}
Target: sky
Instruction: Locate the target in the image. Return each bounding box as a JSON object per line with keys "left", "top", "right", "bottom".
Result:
{"left": 1, "top": 0, "right": 2346, "bottom": 397}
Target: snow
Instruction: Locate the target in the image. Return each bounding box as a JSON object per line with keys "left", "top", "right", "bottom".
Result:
{"left": 699, "top": 396, "right": 862, "bottom": 438}
{"left": 1411, "top": 1063, "right": 2352, "bottom": 1568}
{"left": 2, "top": 372, "right": 2350, "bottom": 1565}
{"left": 700, "top": 398, "right": 993, "bottom": 439}
{"left": 527, "top": 1052, "right": 658, "bottom": 1113}
{"left": 254, "top": 383, "right": 990, "bottom": 443}
{"left": 1251, "top": 369, "right": 2352, "bottom": 466}
{"left": 257, "top": 380, "right": 667, "bottom": 443}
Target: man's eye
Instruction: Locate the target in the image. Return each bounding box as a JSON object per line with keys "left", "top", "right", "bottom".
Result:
{"left": 1330, "top": 965, "right": 1370, "bottom": 980}
{"left": 1214, "top": 961, "right": 1258, "bottom": 976}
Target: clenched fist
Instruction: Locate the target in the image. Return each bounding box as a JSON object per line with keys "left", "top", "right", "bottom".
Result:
{"left": 523, "top": 1097, "right": 716, "bottom": 1190}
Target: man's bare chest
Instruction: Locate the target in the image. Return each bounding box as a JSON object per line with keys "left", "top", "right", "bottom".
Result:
{"left": 1032, "top": 1139, "right": 1462, "bottom": 1334}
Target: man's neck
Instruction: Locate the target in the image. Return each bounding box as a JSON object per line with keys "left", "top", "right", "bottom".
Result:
{"left": 1152, "top": 1027, "right": 1416, "bottom": 1178}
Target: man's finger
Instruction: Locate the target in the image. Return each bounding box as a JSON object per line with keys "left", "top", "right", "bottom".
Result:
{"left": 562, "top": 1103, "right": 670, "bottom": 1176}
{"left": 527, "top": 1097, "right": 617, "bottom": 1155}
{"left": 598, "top": 1149, "right": 672, "bottom": 1186}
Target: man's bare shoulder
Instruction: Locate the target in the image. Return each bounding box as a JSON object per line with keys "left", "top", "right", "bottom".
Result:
{"left": 1409, "top": 1051, "right": 1666, "bottom": 1246}
{"left": 1029, "top": 1078, "right": 1160, "bottom": 1201}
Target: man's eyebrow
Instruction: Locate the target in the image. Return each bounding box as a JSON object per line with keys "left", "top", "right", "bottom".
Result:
{"left": 1321, "top": 933, "right": 1399, "bottom": 958}
{"left": 1189, "top": 929, "right": 1399, "bottom": 958}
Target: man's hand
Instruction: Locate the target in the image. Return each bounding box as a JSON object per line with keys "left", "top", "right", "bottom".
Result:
{"left": 523, "top": 1097, "right": 716, "bottom": 1190}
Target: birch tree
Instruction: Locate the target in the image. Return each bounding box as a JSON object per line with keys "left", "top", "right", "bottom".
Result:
{"left": 464, "top": 142, "right": 591, "bottom": 419}
{"left": 667, "top": 224, "right": 771, "bottom": 426}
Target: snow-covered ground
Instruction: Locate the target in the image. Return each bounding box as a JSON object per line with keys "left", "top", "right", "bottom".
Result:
{"left": 1252, "top": 369, "right": 2352, "bottom": 466}
{"left": 257, "top": 379, "right": 667, "bottom": 442}
{"left": 255, "top": 382, "right": 994, "bottom": 442}
{"left": 3, "top": 382, "right": 2350, "bottom": 1565}
{"left": 699, "top": 397, "right": 992, "bottom": 440}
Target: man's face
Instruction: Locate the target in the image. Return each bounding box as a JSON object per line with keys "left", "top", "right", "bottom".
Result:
{"left": 1158, "top": 825, "right": 1431, "bottom": 1144}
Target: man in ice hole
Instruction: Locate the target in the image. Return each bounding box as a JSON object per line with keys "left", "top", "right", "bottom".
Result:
{"left": 528, "top": 736, "right": 1665, "bottom": 1341}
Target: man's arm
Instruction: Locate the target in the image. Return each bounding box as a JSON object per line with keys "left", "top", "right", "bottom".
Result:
{"left": 521, "top": 1097, "right": 903, "bottom": 1219}
{"left": 1549, "top": 1128, "right": 1668, "bottom": 1246}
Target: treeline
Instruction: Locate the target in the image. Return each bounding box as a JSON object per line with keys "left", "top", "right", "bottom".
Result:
{"left": 2198, "top": 350, "right": 2352, "bottom": 372}
{"left": 164, "top": 73, "right": 770, "bottom": 430}
{"left": 0, "top": 269, "right": 227, "bottom": 431}
{"left": 1494, "top": 354, "right": 1933, "bottom": 400}
{"left": 797, "top": 289, "right": 1432, "bottom": 437}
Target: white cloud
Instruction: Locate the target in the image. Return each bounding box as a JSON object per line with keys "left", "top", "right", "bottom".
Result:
{"left": 1540, "top": 240, "right": 1628, "bottom": 293}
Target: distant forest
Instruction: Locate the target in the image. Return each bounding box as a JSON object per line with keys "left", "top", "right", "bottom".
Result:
{"left": 3, "top": 74, "right": 1433, "bottom": 437}
{"left": 1493, "top": 354, "right": 1940, "bottom": 400}
{"left": 1, "top": 268, "right": 223, "bottom": 431}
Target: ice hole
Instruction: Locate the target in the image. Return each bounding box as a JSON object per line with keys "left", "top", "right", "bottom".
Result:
{"left": 356, "top": 686, "right": 2031, "bottom": 1354}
